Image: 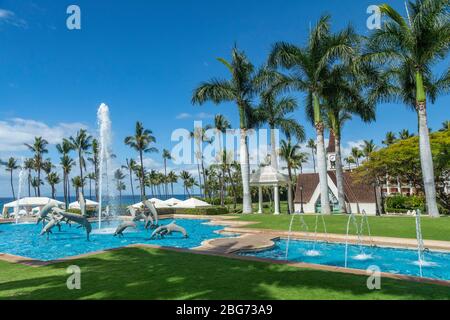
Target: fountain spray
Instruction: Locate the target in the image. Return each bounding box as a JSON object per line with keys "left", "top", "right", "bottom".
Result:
{"left": 15, "top": 158, "right": 26, "bottom": 224}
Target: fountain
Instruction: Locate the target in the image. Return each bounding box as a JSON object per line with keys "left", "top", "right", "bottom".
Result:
{"left": 97, "top": 103, "right": 115, "bottom": 229}
{"left": 285, "top": 213, "right": 309, "bottom": 260}
{"left": 14, "top": 158, "right": 27, "bottom": 224}
{"left": 306, "top": 213, "right": 328, "bottom": 257}
{"left": 344, "top": 210, "right": 373, "bottom": 268}
{"left": 413, "top": 209, "right": 437, "bottom": 276}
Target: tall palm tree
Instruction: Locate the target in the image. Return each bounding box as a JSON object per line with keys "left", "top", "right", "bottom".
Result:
{"left": 361, "top": 140, "right": 377, "bottom": 161}
{"left": 162, "top": 149, "right": 172, "bottom": 198}
{"left": 87, "top": 139, "right": 100, "bottom": 201}
{"left": 399, "top": 129, "right": 414, "bottom": 140}
{"left": 368, "top": 0, "right": 450, "bottom": 217}
{"left": 279, "top": 140, "right": 307, "bottom": 213}
{"left": 4, "top": 158, "right": 19, "bottom": 199}
{"left": 71, "top": 176, "right": 84, "bottom": 201}
{"left": 24, "top": 137, "right": 49, "bottom": 197}
{"left": 189, "top": 126, "right": 212, "bottom": 198}
{"left": 23, "top": 158, "right": 34, "bottom": 197}
{"left": 351, "top": 147, "right": 363, "bottom": 167}
{"left": 69, "top": 129, "right": 92, "bottom": 196}
{"left": 254, "top": 88, "right": 305, "bottom": 170}
{"left": 122, "top": 158, "right": 137, "bottom": 203}
{"left": 307, "top": 139, "right": 317, "bottom": 173}
{"left": 179, "top": 170, "right": 192, "bottom": 198}
{"left": 192, "top": 47, "right": 261, "bottom": 214}
{"left": 124, "top": 122, "right": 158, "bottom": 200}
{"left": 60, "top": 155, "right": 75, "bottom": 208}
{"left": 344, "top": 156, "right": 356, "bottom": 170}
{"left": 441, "top": 120, "right": 450, "bottom": 131}
{"left": 46, "top": 172, "right": 61, "bottom": 199}
{"left": 167, "top": 171, "right": 178, "bottom": 197}
{"left": 31, "top": 177, "right": 43, "bottom": 197}
{"left": 114, "top": 169, "right": 126, "bottom": 206}
{"left": 383, "top": 132, "right": 397, "bottom": 146}
{"left": 86, "top": 173, "right": 96, "bottom": 199}
{"left": 208, "top": 114, "right": 231, "bottom": 205}
{"left": 268, "top": 16, "right": 357, "bottom": 214}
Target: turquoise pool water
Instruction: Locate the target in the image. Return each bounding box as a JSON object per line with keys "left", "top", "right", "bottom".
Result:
{"left": 0, "top": 219, "right": 229, "bottom": 261}
{"left": 239, "top": 239, "right": 450, "bottom": 281}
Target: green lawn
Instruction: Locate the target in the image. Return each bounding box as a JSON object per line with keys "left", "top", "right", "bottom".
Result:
{"left": 0, "top": 247, "right": 449, "bottom": 300}
{"left": 233, "top": 211, "right": 450, "bottom": 242}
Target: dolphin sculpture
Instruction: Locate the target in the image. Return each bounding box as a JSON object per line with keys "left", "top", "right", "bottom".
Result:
{"left": 40, "top": 215, "right": 63, "bottom": 239}
{"left": 143, "top": 200, "right": 159, "bottom": 229}
{"left": 37, "top": 200, "right": 59, "bottom": 225}
{"left": 79, "top": 191, "right": 87, "bottom": 217}
{"left": 53, "top": 208, "right": 92, "bottom": 241}
{"left": 150, "top": 221, "right": 188, "bottom": 239}
{"left": 114, "top": 221, "right": 137, "bottom": 237}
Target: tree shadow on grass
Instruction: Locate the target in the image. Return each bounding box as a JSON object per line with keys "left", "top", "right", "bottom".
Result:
{"left": 1, "top": 247, "right": 449, "bottom": 300}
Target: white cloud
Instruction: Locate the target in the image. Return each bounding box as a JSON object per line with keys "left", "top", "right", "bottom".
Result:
{"left": 175, "top": 112, "right": 214, "bottom": 120}
{"left": 176, "top": 113, "right": 192, "bottom": 120}
{"left": 0, "top": 118, "right": 88, "bottom": 152}
{"left": 0, "top": 9, "right": 27, "bottom": 28}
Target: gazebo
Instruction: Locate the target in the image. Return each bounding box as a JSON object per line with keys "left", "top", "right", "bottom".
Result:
{"left": 69, "top": 199, "right": 99, "bottom": 211}
{"left": 2, "top": 197, "right": 65, "bottom": 217}
{"left": 250, "top": 165, "right": 292, "bottom": 215}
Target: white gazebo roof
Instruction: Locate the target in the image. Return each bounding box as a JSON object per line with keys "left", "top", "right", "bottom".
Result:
{"left": 163, "top": 198, "right": 182, "bottom": 206}
{"left": 132, "top": 198, "right": 170, "bottom": 209}
{"left": 3, "top": 197, "right": 64, "bottom": 209}
{"left": 172, "top": 198, "right": 212, "bottom": 209}
{"left": 250, "top": 165, "right": 291, "bottom": 186}
{"left": 69, "top": 199, "right": 99, "bottom": 209}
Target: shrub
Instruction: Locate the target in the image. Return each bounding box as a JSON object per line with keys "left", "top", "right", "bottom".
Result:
{"left": 175, "top": 206, "right": 229, "bottom": 216}
{"left": 385, "top": 195, "right": 426, "bottom": 212}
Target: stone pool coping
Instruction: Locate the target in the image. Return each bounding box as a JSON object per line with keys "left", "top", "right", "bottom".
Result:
{"left": 1, "top": 214, "right": 450, "bottom": 287}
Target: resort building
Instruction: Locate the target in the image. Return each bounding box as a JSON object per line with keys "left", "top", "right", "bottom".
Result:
{"left": 294, "top": 133, "right": 378, "bottom": 215}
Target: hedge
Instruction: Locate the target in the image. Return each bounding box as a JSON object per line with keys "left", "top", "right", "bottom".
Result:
{"left": 174, "top": 206, "right": 229, "bottom": 216}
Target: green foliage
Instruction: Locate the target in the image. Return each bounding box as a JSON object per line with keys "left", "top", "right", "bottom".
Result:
{"left": 385, "top": 195, "right": 425, "bottom": 212}
{"left": 175, "top": 206, "right": 229, "bottom": 216}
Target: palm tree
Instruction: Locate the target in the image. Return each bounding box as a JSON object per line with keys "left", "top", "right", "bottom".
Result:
{"left": 399, "top": 129, "right": 414, "bottom": 140}
{"left": 208, "top": 114, "right": 231, "bottom": 205}
{"left": 30, "top": 177, "right": 43, "bottom": 197}
{"left": 60, "top": 155, "right": 75, "bottom": 207}
{"left": 23, "top": 158, "right": 34, "bottom": 197}
{"left": 268, "top": 16, "right": 357, "bottom": 214}
{"left": 114, "top": 169, "right": 126, "bottom": 206}
{"left": 279, "top": 140, "right": 307, "bottom": 213}
{"left": 179, "top": 170, "right": 192, "bottom": 198}
{"left": 344, "top": 156, "right": 356, "bottom": 170}
{"left": 189, "top": 126, "right": 211, "bottom": 198}
{"left": 4, "top": 158, "right": 19, "bottom": 199}
{"left": 162, "top": 149, "right": 172, "bottom": 198}
{"left": 71, "top": 176, "right": 84, "bottom": 201}
{"left": 368, "top": 0, "right": 449, "bottom": 217}
{"left": 124, "top": 122, "right": 158, "bottom": 200}
{"left": 46, "top": 172, "right": 61, "bottom": 199}
{"left": 440, "top": 120, "right": 450, "bottom": 131}
{"left": 86, "top": 173, "right": 96, "bottom": 199}
{"left": 192, "top": 47, "right": 261, "bottom": 214}
{"left": 24, "top": 137, "right": 49, "bottom": 197}
{"left": 383, "top": 132, "right": 397, "bottom": 146}
{"left": 87, "top": 139, "right": 100, "bottom": 201}
{"left": 122, "top": 158, "right": 137, "bottom": 203}
{"left": 167, "top": 171, "right": 178, "bottom": 197}
{"left": 254, "top": 87, "right": 305, "bottom": 169}
{"left": 351, "top": 147, "right": 363, "bottom": 167}
{"left": 69, "top": 129, "right": 92, "bottom": 196}
{"left": 307, "top": 139, "right": 317, "bottom": 173}
{"left": 361, "top": 140, "right": 377, "bottom": 161}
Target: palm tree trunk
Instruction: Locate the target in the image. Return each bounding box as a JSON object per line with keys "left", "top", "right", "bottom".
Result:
{"left": 139, "top": 149, "right": 145, "bottom": 199}
{"left": 287, "top": 165, "right": 293, "bottom": 214}
{"left": 52, "top": 185, "right": 56, "bottom": 199}
{"left": 10, "top": 171, "right": 15, "bottom": 199}
{"left": 227, "top": 167, "right": 237, "bottom": 209}
{"left": 335, "top": 133, "right": 347, "bottom": 214}
{"left": 196, "top": 163, "right": 202, "bottom": 196}
{"left": 79, "top": 151, "right": 84, "bottom": 195}
{"left": 37, "top": 168, "right": 41, "bottom": 197}
{"left": 164, "top": 159, "right": 168, "bottom": 198}
{"left": 129, "top": 169, "right": 135, "bottom": 203}
{"left": 311, "top": 148, "right": 316, "bottom": 173}
{"left": 417, "top": 101, "right": 440, "bottom": 217}
{"left": 89, "top": 178, "right": 92, "bottom": 199}
{"left": 316, "top": 123, "right": 331, "bottom": 214}
{"left": 270, "top": 126, "right": 278, "bottom": 170}
{"left": 27, "top": 171, "right": 31, "bottom": 197}
{"left": 240, "top": 130, "right": 252, "bottom": 214}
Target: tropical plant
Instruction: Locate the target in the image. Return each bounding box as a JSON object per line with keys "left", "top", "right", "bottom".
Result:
{"left": 399, "top": 129, "right": 414, "bottom": 140}
{"left": 383, "top": 132, "right": 397, "bottom": 146}
{"left": 69, "top": 129, "right": 92, "bottom": 196}
{"left": 367, "top": 0, "right": 450, "bottom": 217}
{"left": 268, "top": 15, "right": 357, "bottom": 214}
{"left": 46, "top": 172, "right": 61, "bottom": 199}
{"left": 307, "top": 139, "right": 317, "bottom": 173}
{"left": 167, "top": 171, "right": 178, "bottom": 197}
{"left": 24, "top": 137, "right": 49, "bottom": 197}
{"left": 124, "top": 122, "right": 158, "bottom": 200}
{"left": 179, "top": 170, "right": 193, "bottom": 197}
{"left": 30, "top": 177, "right": 43, "bottom": 197}
{"left": 4, "top": 157, "right": 19, "bottom": 199}
{"left": 71, "top": 176, "right": 85, "bottom": 201}
{"left": 122, "top": 158, "right": 137, "bottom": 203}
{"left": 23, "top": 158, "right": 34, "bottom": 197}
{"left": 351, "top": 147, "right": 364, "bottom": 167}
{"left": 86, "top": 173, "right": 96, "bottom": 199}
{"left": 441, "top": 120, "right": 450, "bottom": 131}
{"left": 114, "top": 169, "right": 126, "bottom": 205}
{"left": 60, "top": 155, "right": 75, "bottom": 208}
{"left": 162, "top": 149, "right": 172, "bottom": 198}
{"left": 87, "top": 139, "right": 100, "bottom": 201}
{"left": 361, "top": 139, "right": 377, "bottom": 160}
{"left": 192, "top": 47, "right": 262, "bottom": 213}
{"left": 344, "top": 156, "right": 356, "bottom": 170}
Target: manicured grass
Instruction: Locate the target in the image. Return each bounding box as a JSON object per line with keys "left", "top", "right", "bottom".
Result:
{"left": 234, "top": 212, "right": 450, "bottom": 242}
{"left": 0, "top": 247, "right": 449, "bottom": 300}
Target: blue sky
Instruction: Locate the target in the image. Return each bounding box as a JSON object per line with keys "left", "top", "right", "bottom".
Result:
{"left": 0, "top": 0, "right": 449, "bottom": 197}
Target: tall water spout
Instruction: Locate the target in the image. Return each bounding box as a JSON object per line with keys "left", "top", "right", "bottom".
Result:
{"left": 285, "top": 213, "right": 309, "bottom": 260}
{"left": 97, "top": 103, "right": 114, "bottom": 229}
{"left": 14, "top": 158, "right": 26, "bottom": 224}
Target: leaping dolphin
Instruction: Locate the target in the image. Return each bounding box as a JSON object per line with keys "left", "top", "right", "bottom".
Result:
{"left": 143, "top": 200, "right": 159, "bottom": 229}
{"left": 79, "top": 191, "right": 87, "bottom": 217}
{"left": 40, "top": 215, "right": 63, "bottom": 239}
{"left": 150, "top": 221, "right": 188, "bottom": 239}
{"left": 114, "top": 221, "right": 137, "bottom": 237}
{"left": 53, "top": 208, "right": 92, "bottom": 241}
{"left": 37, "top": 200, "right": 59, "bottom": 225}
